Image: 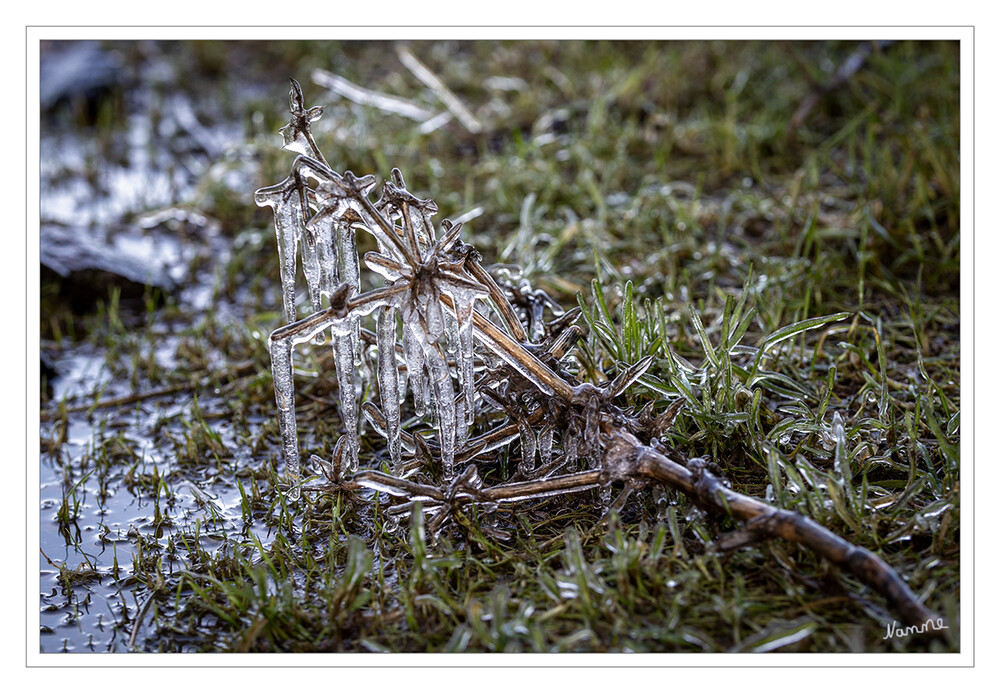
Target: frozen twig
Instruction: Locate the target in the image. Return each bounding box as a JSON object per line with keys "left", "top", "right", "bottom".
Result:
{"left": 418, "top": 111, "right": 454, "bottom": 134}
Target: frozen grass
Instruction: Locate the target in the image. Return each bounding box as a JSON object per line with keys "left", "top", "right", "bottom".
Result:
{"left": 39, "top": 39, "right": 959, "bottom": 653}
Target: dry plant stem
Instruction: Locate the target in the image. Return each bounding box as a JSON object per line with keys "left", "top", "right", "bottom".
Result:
{"left": 467, "top": 306, "right": 575, "bottom": 400}
{"left": 396, "top": 45, "right": 483, "bottom": 134}
{"left": 601, "top": 427, "right": 942, "bottom": 631}
{"left": 310, "top": 68, "right": 435, "bottom": 121}
{"left": 483, "top": 470, "right": 603, "bottom": 501}
{"left": 44, "top": 359, "right": 258, "bottom": 417}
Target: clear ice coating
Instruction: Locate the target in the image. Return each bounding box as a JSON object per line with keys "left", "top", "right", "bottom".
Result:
{"left": 402, "top": 320, "right": 430, "bottom": 418}
{"left": 267, "top": 333, "right": 300, "bottom": 499}
{"left": 538, "top": 424, "right": 555, "bottom": 468}
{"left": 450, "top": 287, "right": 478, "bottom": 428}
{"left": 268, "top": 307, "right": 347, "bottom": 500}
{"left": 517, "top": 416, "right": 536, "bottom": 477}
{"left": 257, "top": 82, "right": 525, "bottom": 491}
{"left": 424, "top": 339, "right": 457, "bottom": 479}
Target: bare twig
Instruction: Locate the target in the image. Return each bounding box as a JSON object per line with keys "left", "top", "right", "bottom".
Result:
{"left": 43, "top": 359, "right": 257, "bottom": 418}
{"left": 311, "top": 68, "right": 435, "bottom": 122}
{"left": 396, "top": 45, "right": 483, "bottom": 134}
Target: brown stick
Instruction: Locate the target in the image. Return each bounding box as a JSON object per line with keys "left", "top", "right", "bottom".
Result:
{"left": 601, "top": 428, "right": 941, "bottom": 630}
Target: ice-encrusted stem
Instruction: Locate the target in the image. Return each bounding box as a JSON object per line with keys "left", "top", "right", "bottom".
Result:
{"left": 602, "top": 427, "right": 943, "bottom": 631}
{"left": 467, "top": 304, "right": 576, "bottom": 400}
{"left": 354, "top": 194, "right": 421, "bottom": 270}
{"left": 466, "top": 257, "right": 529, "bottom": 342}
{"left": 281, "top": 77, "right": 329, "bottom": 165}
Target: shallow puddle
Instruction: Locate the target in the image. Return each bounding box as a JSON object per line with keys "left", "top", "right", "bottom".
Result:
{"left": 38, "top": 42, "right": 278, "bottom": 652}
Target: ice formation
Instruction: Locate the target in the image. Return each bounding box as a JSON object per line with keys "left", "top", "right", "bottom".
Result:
{"left": 257, "top": 80, "right": 514, "bottom": 491}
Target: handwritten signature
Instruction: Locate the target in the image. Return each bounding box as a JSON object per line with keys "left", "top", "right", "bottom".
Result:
{"left": 883, "top": 618, "right": 949, "bottom": 640}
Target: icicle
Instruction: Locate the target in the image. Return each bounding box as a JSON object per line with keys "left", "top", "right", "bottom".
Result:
{"left": 267, "top": 300, "right": 363, "bottom": 496}
{"left": 442, "top": 309, "right": 459, "bottom": 355}
{"left": 422, "top": 289, "right": 446, "bottom": 343}
{"left": 337, "top": 222, "right": 363, "bottom": 366}
{"left": 302, "top": 217, "right": 336, "bottom": 344}
{"left": 424, "top": 341, "right": 457, "bottom": 481}
{"left": 377, "top": 305, "right": 403, "bottom": 473}
{"left": 517, "top": 416, "right": 536, "bottom": 477}
{"left": 317, "top": 226, "right": 338, "bottom": 292}
{"left": 298, "top": 230, "right": 329, "bottom": 347}
{"left": 267, "top": 333, "right": 301, "bottom": 500}
{"left": 299, "top": 227, "right": 320, "bottom": 301}
{"left": 455, "top": 395, "right": 470, "bottom": 449}
{"left": 255, "top": 176, "right": 305, "bottom": 325}
{"left": 565, "top": 431, "right": 579, "bottom": 469}
{"left": 332, "top": 322, "right": 360, "bottom": 474}
{"left": 402, "top": 321, "right": 430, "bottom": 418}
{"left": 452, "top": 292, "right": 478, "bottom": 427}
{"left": 266, "top": 297, "right": 351, "bottom": 499}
